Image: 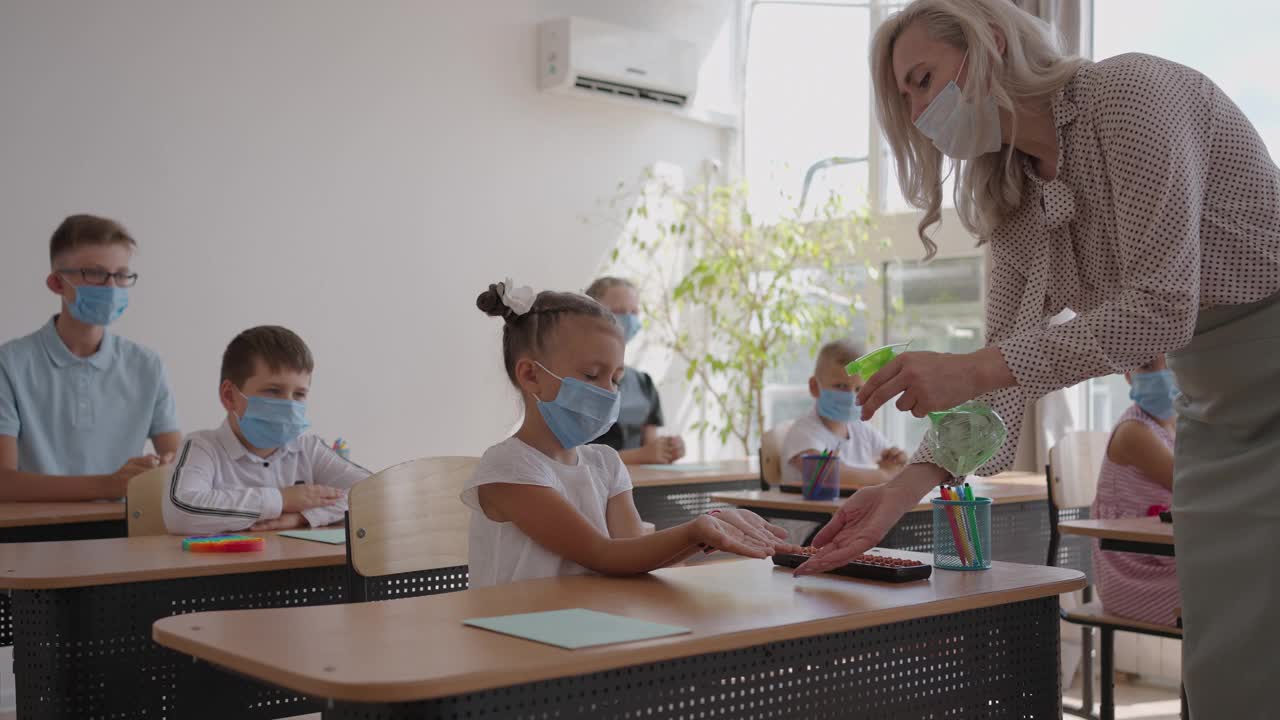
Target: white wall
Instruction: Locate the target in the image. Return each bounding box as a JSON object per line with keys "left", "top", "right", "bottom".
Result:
{"left": 0, "top": 0, "right": 740, "bottom": 472}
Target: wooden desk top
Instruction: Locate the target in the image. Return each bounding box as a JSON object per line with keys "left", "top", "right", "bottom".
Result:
{"left": 0, "top": 531, "right": 438, "bottom": 590}
{"left": 713, "top": 476, "right": 1047, "bottom": 516}
{"left": 1058, "top": 517, "right": 1174, "bottom": 545}
{"left": 0, "top": 501, "right": 125, "bottom": 528}
{"left": 628, "top": 460, "right": 758, "bottom": 488}
{"left": 154, "top": 553, "right": 1084, "bottom": 703}
{"left": 977, "top": 471, "right": 1046, "bottom": 488}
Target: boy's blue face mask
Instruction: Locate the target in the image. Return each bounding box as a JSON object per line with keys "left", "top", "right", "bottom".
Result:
{"left": 1129, "top": 369, "right": 1179, "bottom": 420}
{"left": 533, "top": 361, "right": 621, "bottom": 449}
{"left": 817, "top": 387, "right": 860, "bottom": 423}
{"left": 68, "top": 285, "right": 129, "bottom": 326}
{"left": 237, "top": 390, "right": 311, "bottom": 449}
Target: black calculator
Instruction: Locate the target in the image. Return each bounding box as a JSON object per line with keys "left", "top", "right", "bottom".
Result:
{"left": 772, "top": 551, "right": 932, "bottom": 583}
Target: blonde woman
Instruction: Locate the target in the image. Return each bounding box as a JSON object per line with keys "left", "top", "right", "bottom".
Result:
{"left": 794, "top": 1, "right": 1280, "bottom": 715}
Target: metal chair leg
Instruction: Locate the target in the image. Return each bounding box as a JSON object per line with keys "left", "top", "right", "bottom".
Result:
{"left": 1082, "top": 625, "right": 1095, "bottom": 712}
{"left": 1100, "top": 628, "right": 1115, "bottom": 720}
{"left": 1063, "top": 624, "right": 1099, "bottom": 720}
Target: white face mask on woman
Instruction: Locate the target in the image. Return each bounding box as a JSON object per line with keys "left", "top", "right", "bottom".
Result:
{"left": 913, "top": 51, "right": 1003, "bottom": 160}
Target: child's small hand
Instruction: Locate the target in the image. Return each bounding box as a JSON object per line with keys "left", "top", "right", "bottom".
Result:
{"left": 710, "top": 508, "right": 798, "bottom": 552}
{"left": 643, "top": 439, "right": 675, "bottom": 464}
{"left": 250, "top": 512, "right": 306, "bottom": 531}
{"left": 689, "top": 513, "right": 773, "bottom": 559}
{"left": 877, "top": 447, "right": 908, "bottom": 471}
{"left": 108, "top": 454, "right": 165, "bottom": 493}
{"left": 281, "top": 485, "right": 344, "bottom": 513}
{"left": 667, "top": 435, "right": 687, "bottom": 461}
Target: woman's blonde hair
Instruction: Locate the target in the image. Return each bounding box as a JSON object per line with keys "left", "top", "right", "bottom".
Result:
{"left": 871, "top": 0, "right": 1084, "bottom": 257}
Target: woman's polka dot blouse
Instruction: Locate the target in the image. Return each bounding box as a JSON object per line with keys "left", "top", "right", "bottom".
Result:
{"left": 912, "top": 53, "right": 1280, "bottom": 475}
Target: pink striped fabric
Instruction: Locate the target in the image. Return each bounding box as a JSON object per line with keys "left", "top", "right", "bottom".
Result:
{"left": 1091, "top": 405, "right": 1181, "bottom": 627}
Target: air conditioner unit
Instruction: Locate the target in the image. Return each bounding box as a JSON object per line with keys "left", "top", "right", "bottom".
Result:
{"left": 537, "top": 16, "right": 699, "bottom": 109}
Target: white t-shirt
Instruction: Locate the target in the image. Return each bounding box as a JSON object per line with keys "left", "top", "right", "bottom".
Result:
{"left": 779, "top": 408, "right": 892, "bottom": 487}
{"left": 461, "top": 437, "right": 633, "bottom": 588}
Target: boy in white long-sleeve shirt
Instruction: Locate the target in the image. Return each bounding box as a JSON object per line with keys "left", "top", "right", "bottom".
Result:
{"left": 162, "top": 325, "right": 368, "bottom": 535}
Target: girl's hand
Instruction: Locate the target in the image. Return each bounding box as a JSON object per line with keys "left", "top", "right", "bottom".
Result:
{"left": 710, "top": 508, "right": 803, "bottom": 553}
{"left": 688, "top": 514, "right": 774, "bottom": 559}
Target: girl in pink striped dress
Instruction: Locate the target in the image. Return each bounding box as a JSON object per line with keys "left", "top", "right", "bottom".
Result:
{"left": 1092, "top": 357, "right": 1180, "bottom": 626}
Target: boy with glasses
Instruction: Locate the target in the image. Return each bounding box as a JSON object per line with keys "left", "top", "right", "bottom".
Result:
{"left": 0, "top": 215, "right": 181, "bottom": 500}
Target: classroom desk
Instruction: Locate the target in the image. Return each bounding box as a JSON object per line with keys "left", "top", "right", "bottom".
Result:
{"left": 1059, "top": 516, "right": 1175, "bottom": 557}
{"left": 155, "top": 553, "right": 1086, "bottom": 719}
{"left": 713, "top": 474, "right": 1064, "bottom": 569}
{"left": 0, "top": 501, "right": 127, "bottom": 648}
{"left": 628, "top": 460, "right": 760, "bottom": 529}
{"left": 0, "top": 531, "right": 465, "bottom": 719}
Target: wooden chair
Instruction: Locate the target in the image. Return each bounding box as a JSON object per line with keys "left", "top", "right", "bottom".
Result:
{"left": 758, "top": 419, "right": 794, "bottom": 490}
{"left": 1047, "top": 431, "right": 1183, "bottom": 720}
{"left": 345, "top": 456, "right": 477, "bottom": 602}
{"left": 125, "top": 465, "right": 172, "bottom": 537}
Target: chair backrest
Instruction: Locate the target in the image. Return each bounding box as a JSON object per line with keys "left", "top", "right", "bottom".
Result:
{"left": 126, "top": 465, "right": 173, "bottom": 537}
{"left": 1048, "top": 431, "right": 1110, "bottom": 509}
{"left": 760, "top": 419, "right": 794, "bottom": 489}
{"left": 347, "top": 456, "right": 478, "bottom": 579}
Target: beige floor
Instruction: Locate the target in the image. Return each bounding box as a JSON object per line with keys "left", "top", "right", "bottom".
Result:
{"left": 1064, "top": 671, "right": 1183, "bottom": 720}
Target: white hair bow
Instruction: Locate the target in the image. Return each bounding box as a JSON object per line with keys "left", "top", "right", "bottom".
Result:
{"left": 499, "top": 278, "right": 535, "bottom": 316}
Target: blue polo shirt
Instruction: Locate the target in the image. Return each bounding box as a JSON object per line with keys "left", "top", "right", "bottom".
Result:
{"left": 0, "top": 317, "right": 180, "bottom": 476}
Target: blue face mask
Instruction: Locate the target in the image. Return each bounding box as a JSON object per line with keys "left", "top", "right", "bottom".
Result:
{"left": 68, "top": 285, "right": 129, "bottom": 326}
{"left": 1129, "top": 369, "right": 1178, "bottom": 420}
{"left": 237, "top": 390, "right": 311, "bottom": 449}
{"left": 614, "top": 313, "right": 642, "bottom": 344}
{"left": 817, "top": 388, "right": 859, "bottom": 423}
{"left": 533, "top": 361, "right": 621, "bottom": 449}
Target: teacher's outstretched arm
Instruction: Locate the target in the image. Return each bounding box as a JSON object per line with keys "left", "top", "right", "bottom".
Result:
{"left": 795, "top": 462, "right": 946, "bottom": 575}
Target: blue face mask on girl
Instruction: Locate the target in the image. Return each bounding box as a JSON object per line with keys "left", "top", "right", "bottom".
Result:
{"left": 533, "top": 361, "right": 621, "bottom": 449}
{"left": 237, "top": 390, "right": 311, "bottom": 449}
{"left": 1129, "top": 369, "right": 1179, "bottom": 420}
{"left": 817, "top": 388, "right": 860, "bottom": 423}
{"left": 614, "top": 313, "right": 642, "bottom": 344}
{"left": 68, "top": 285, "right": 129, "bottom": 326}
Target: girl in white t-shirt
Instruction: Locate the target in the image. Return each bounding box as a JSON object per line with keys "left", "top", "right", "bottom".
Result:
{"left": 464, "top": 281, "right": 796, "bottom": 588}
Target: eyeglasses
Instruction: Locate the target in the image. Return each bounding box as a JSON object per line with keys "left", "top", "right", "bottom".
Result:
{"left": 56, "top": 268, "right": 139, "bottom": 288}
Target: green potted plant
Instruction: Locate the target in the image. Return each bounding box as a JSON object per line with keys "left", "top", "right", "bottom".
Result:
{"left": 600, "top": 168, "right": 881, "bottom": 456}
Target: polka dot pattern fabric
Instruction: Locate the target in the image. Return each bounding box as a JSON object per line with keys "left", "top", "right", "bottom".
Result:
{"left": 912, "top": 53, "right": 1280, "bottom": 475}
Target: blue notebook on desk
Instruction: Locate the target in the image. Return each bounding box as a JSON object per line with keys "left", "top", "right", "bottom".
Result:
{"left": 464, "top": 608, "right": 690, "bottom": 649}
{"left": 278, "top": 529, "right": 347, "bottom": 544}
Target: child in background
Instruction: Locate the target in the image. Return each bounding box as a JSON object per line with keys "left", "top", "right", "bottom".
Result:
{"left": 465, "top": 280, "right": 796, "bottom": 588}
{"left": 1092, "top": 356, "right": 1180, "bottom": 626}
{"left": 162, "top": 326, "right": 368, "bottom": 535}
{"left": 583, "top": 276, "right": 685, "bottom": 465}
{"left": 0, "top": 215, "right": 181, "bottom": 501}
{"left": 780, "top": 339, "right": 908, "bottom": 490}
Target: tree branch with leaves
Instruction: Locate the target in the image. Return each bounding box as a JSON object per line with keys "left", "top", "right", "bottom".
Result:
{"left": 599, "top": 169, "right": 877, "bottom": 457}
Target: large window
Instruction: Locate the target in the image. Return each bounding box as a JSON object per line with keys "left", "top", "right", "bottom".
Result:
{"left": 745, "top": 1, "right": 873, "bottom": 223}
{"left": 745, "top": 1, "right": 931, "bottom": 222}
{"left": 745, "top": 1, "right": 977, "bottom": 449}
{"left": 882, "top": 256, "right": 985, "bottom": 449}
{"left": 1094, "top": 1, "right": 1280, "bottom": 157}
